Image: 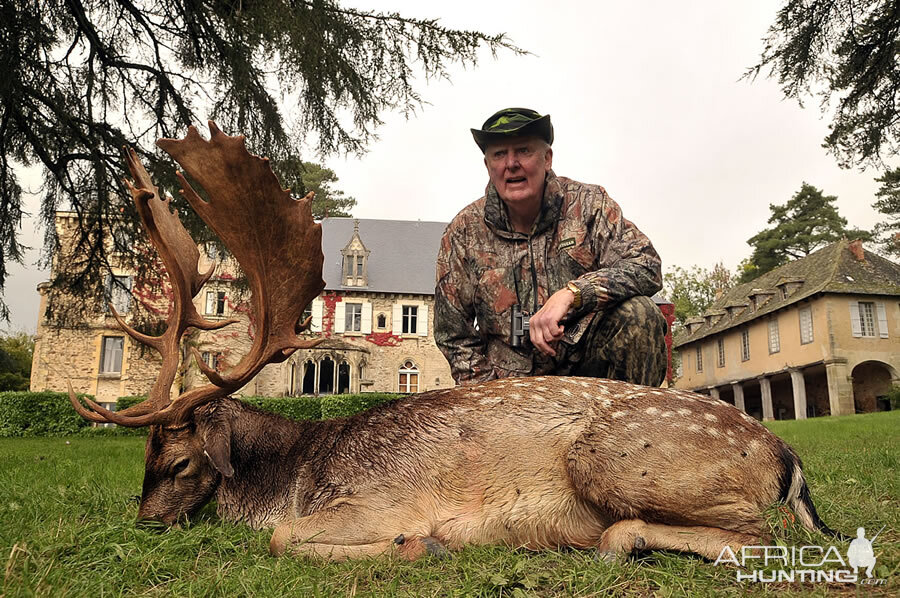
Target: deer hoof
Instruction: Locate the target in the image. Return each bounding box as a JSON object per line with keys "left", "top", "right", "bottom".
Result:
{"left": 633, "top": 536, "right": 646, "bottom": 551}
{"left": 422, "top": 536, "right": 450, "bottom": 559}
{"left": 393, "top": 534, "right": 406, "bottom": 545}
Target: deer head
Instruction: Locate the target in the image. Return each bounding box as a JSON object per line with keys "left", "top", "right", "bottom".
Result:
{"left": 69, "top": 122, "right": 325, "bottom": 520}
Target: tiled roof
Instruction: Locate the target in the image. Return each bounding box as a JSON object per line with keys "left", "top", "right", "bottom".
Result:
{"left": 673, "top": 240, "right": 900, "bottom": 348}
{"left": 321, "top": 218, "right": 448, "bottom": 295}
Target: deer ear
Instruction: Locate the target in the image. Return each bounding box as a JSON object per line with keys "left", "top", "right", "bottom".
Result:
{"left": 203, "top": 422, "right": 234, "bottom": 478}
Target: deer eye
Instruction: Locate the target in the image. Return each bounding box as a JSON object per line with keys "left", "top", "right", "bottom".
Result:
{"left": 171, "top": 459, "right": 189, "bottom": 476}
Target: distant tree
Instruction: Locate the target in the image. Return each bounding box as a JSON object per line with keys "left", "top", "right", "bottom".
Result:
{"left": 872, "top": 166, "right": 900, "bottom": 257}
{"left": 0, "top": 0, "right": 522, "bottom": 324}
{"left": 0, "top": 331, "right": 34, "bottom": 391}
{"left": 277, "top": 159, "right": 356, "bottom": 219}
{"left": 739, "top": 183, "right": 872, "bottom": 282}
{"left": 664, "top": 263, "right": 735, "bottom": 332}
{"left": 748, "top": 0, "right": 900, "bottom": 169}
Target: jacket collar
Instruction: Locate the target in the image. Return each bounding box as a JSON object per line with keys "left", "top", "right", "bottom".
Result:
{"left": 483, "top": 170, "right": 564, "bottom": 238}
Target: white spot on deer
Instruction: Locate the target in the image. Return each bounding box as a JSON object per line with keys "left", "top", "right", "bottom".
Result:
{"left": 561, "top": 388, "right": 573, "bottom": 397}
{"left": 536, "top": 386, "right": 549, "bottom": 392}
{"left": 727, "top": 437, "right": 737, "bottom": 445}
{"left": 726, "top": 429, "right": 735, "bottom": 436}
{"left": 611, "top": 411, "right": 627, "bottom": 419}
{"left": 740, "top": 412, "right": 756, "bottom": 422}
{"left": 703, "top": 413, "right": 718, "bottom": 422}
{"left": 509, "top": 393, "right": 523, "bottom": 401}
{"left": 661, "top": 411, "right": 675, "bottom": 418}
{"left": 644, "top": 407, "right": 659, "bottom": 416}
{"left": 706, "top": 428, "right": 720, "bottom": 437}
{"left": 577, "top": 380, "right": 590, "bottom": 387}
{"left": 582, "top": 391, "right": 593, "bottom": 400}
{"left": 626, "top": 422, "right": 641, "bottom": 431}
{"left": 677, "top": 408, "right": 691, "bottom": 416}
{"left": 687, "top": 423, "right": 702, "bottom": 433}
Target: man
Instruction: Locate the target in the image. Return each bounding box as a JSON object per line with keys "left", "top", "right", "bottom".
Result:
{"left": 434, "top": 107, "right": 667, "bottom": 386}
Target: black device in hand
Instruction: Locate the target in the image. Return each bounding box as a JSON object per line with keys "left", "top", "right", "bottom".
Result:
{"left": 510, "top": 304, "right": 530, "bottom": 348}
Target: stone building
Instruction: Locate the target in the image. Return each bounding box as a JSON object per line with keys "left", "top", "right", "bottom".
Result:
{"left": 30, "top": 214, "right": 454, "bottom": 404}
{"left": 673, "top": 239, "right": 900, "bottom": 420}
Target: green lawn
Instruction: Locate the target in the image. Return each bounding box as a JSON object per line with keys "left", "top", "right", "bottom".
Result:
{"left": 1, "top": 412, "right": 897, "bottom": 597}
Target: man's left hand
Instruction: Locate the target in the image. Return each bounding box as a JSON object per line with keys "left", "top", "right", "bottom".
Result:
{"left": 528, "top": 288, "right": 576, "bottom": 356}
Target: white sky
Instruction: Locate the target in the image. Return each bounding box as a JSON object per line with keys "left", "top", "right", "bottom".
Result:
{"left": 2, "top": 0, "right": 889, "bottom": 334}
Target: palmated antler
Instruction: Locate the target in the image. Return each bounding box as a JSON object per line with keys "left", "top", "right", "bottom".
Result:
{"left": 70, "top": 122, "right": 325, "bottom": 427}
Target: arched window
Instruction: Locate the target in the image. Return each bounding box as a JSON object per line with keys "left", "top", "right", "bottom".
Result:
{"left": 398, "top": 360, "right": 419, "bottom": 394}
{"left": 338, "top": 360, "right": 351, "bottom": 394}
{"left": 319, "top": 356, "right": 335, "bottom": 395}
{"left": 377, "top": 313, "right": 386, "bottom": 329}
{"left": 302, "top": 360, "right": 316, "bottom": 394}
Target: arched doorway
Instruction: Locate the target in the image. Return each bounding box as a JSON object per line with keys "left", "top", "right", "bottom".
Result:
{"left": 302, "top": 360, "right": 316, "bottom": 394}
{"left": 319, "top": 356, "right": 335, "bottom": 395}
{"left": 851, "top": 361, "right": 896, "bottom": 413}
{"left": 338, "top": 360, "right": 351, "bottom": 394}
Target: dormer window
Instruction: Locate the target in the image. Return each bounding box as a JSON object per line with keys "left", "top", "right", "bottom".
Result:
{"left": 775, "top": 277, "right": 804, "bottom": 300}
{"left": 748, "top": 290, "right": 775, "bottom": 311}
{"left": 340, "top": 220, "right": 370, "bottom": 287}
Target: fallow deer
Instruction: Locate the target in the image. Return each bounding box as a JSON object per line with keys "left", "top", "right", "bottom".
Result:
{"left": 70, "top": 122, "right": 841, "bottom": 562}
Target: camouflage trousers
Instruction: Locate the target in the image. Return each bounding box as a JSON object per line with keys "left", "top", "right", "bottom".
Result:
{"left": 533, "top": 296, "right": 668, "bottom": 387}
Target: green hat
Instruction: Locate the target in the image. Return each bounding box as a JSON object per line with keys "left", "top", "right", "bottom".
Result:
{"left": 471, "top": 107, "right": 554, "bottom": 153}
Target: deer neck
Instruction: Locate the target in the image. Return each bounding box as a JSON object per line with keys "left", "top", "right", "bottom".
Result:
{"left": 213, "top": 403, "right": 326, "bottom": 529}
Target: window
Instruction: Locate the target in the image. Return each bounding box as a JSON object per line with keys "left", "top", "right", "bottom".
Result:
{"left": 799, "top": 306, "right": 814, "bottom": 344}
{"left": 345, "top": 302, "right": 362, "bottom": 332}
{"left": 859, "top": 301, "right": 876, "bottom": 337}
{"left": 695, "top": 346, "right": 703, "bottom": 372}
{"left": 105, "top": 275, "right": 132, "bottom": 314}
{"left": 402, "top": 305, "right": 418, "bottom": 334}
{"left": 205, "top": 290, "right": 226, "bottom": 315}
{"left": 344, "top": 255, "right": 354, "bottom": 277}
{"left": 399, "top": 360, "right": 419, "bottom": 393}
{"left": 356, "top": 255, "right": 364, "bottom": 276}
{"left": 100, "top": 336, "right": 124, "bottom": 375}
{"left": 716, "top": 338, "right": 725, "bottom": 368}
{"left": 201, "top": 351, "right": 217, "bottom": 370}
{"left": 768, "top": 318, "right": 780, "bottom": 354}
{"left": 377, "top": 313, "right": 386, "bottom": 329}
{"left": 851, "top": 301, "right": 887, "bottom": 338}
{"left": 205, "top": 243, "right": 220, "bottom": 260}
{"left": 740, "top": 329, "right": 750, "bottom": 361}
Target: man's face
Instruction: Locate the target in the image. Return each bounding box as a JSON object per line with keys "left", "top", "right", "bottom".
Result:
{"left": 484, "top": 136, "right": 553, "bottom": 209}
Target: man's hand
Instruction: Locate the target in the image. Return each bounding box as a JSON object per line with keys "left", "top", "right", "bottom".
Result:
{"left": 528, "top": 287, "right": 576, "bottom": 356}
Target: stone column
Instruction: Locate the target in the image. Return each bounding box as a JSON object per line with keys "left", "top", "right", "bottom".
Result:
{"left": 709, "top": 387, "right": 720, "bottom": 401}
{"left": 789, "top": 368, "right": 808, "bottom": 420}
{"left": 759, "top": 376, "right": 774, "bottom": 421}
{"left": 825, "top": 359, "right": 854, "bottom": 416}
{"left": 732, "top": 382, "right": 746, "bottom": 413}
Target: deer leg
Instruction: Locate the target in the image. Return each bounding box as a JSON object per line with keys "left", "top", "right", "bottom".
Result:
{"left": 269, "top": 507, "right": 443, "bottom": 561}
{"left": 597, "top": 519, "right": 762, "bottom": 561}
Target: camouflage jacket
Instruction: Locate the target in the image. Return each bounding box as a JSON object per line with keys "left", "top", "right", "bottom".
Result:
{"left": 434, "top": 171, "right": 662, "bottom": 385}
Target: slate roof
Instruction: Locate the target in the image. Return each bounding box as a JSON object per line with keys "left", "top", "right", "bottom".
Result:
{"left": 674, "top": 240, "right": 900, "bottom": 348}
{"left": 320, "top": 218, "right": 448, "bottom": 295}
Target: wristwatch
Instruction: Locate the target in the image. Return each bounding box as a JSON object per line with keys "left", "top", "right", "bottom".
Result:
{"left": 566, "top": 280, "right": 582, "bottom": 309}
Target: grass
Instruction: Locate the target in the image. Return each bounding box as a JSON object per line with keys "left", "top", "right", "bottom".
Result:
{"left": 0, "top": 412, "right": 897, "bottom": 597}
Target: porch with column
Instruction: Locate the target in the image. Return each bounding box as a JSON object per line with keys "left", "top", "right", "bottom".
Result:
{"left": 759, "top": 376, "right": 774, "bottom": 421}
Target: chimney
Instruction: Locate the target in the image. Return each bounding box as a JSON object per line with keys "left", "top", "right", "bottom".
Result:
{"left": 848, "top": 239, "right": 865, "bottom": 262}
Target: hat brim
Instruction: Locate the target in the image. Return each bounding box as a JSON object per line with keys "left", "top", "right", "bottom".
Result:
{"left": 471, "top": 114, "right": 553, "bottom": 153}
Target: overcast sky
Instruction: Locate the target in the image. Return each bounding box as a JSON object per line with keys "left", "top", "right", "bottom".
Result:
{"left": 2, "top": 1, "right": 888, "bottom": 334}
